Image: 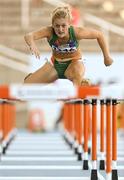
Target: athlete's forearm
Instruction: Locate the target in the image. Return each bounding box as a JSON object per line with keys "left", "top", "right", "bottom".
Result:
{"left": 96, "top": 32, "right": 113, "bottom": 66}
{"left": 24, "top": 33, "right": 41, "bottom": 59}
{"left": 97, "top": 32, "right": 110, "bottom": 58}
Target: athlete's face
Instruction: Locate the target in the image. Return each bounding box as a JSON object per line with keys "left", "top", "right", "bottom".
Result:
{"left": 52, "top": 18, "right": 70, "bottom": 38}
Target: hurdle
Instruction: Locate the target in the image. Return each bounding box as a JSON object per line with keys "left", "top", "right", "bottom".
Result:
{"left": 0, "top": 83, "right": 122, "bottom": 180}
{"left": 0, "top": 99, "right": 16, "bottom": 155}
{"left": 63, "top": 97, "right": 119, "bottom": 180}
{"left": 100, "top": 99, "right": 105, "bottom": 170}
{"left": 0, "top": 87, "right": 17, "bottom": 156}
{"left": 61, "top": 84, "right": 122, "bottom": 180}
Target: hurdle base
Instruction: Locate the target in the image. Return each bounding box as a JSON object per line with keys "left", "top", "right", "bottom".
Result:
{"left": 88, "top": 147, "right": 91, "bottom": 154}
{"left": 74, "top": 147, "right": 78, "bottom": 154}
{"left": 99, "top": 160, "right": 105, "bottom": 170}
{"left": 63, "top": 136, "right": 71, "bottom": 147}
{"left": 91, "top": 169, "right": 98, "bottom": 180}
{"left": 112, "top": 169, "right": 118, "bottom": 180}
{"left": 83, "top": 160, "right": 89, "bottom": 170}
{"left": 69, "top": 142, "right": 73, "bottom": 149}
{"left": 63, "top": 135, "right": 68, "bottom": 143}
{"left": 77, "top": 152, "right": 82, "bottom": 161}
{"left": 2, "top": 147, "right": 7, "bottom": 154}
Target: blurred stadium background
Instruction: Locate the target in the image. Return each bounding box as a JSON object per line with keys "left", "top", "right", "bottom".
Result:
{"left": 0, "top": 0, "right": 124, "bottom": 130}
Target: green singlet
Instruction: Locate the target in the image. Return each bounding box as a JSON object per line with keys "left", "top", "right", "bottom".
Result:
{"left": 48, "top": 26, "right": 79, "bottom": 79}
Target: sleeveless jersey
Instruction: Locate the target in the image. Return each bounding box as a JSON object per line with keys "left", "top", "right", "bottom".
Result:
{"left": 48, "top": 26, "right": 81, "bottom": 60}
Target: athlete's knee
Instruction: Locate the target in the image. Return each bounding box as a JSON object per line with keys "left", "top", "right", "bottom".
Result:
{"left": 72, "top": 77, "right": 82, "bottom": 86}
{"left": 65, "top": 70, "right": 84, "bottom": 81}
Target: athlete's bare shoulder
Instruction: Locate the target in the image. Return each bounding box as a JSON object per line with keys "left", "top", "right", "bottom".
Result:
{"left": 73, "top": 26, "right": 99, "bottom": 40}
{"left": 73, "top": 26, "right": 86, "bottom": 40}
{"left": 46, "top": 26, "right": 54, "bottom": 40}
{"left": 27, "top": 26, "right": 53, "bottom": 40}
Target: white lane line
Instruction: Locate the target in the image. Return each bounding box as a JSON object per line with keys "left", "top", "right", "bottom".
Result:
{"left": 97, "top": 151, "right": 124, "bottom": 156}
{"left": 1, "top": 156, "right": 77, "bottom": 161}
{"left": 12, "top": 135, "right": 62, "bottom": 137}
{"left": 97, "top": 157, "right": 124, "bottom": 161}
{"left": 10, "top": 143, "right": 66, "bottom": 146}
{"left": 116, "top": 165, "right": 124, "bottom": 169}
{"left": 0, "top": 177, "right": 89, "bottom": 180}
{"left": 16, "top": 134, "right": 61, "bottom": 136}
{"left": 15, "top": 136, "right": 62, "bottom": 139}
{"left": 11, "top": 138, "right": 64, "bottom": 141}
{"left": 10, "top": 140, "right": 66, "bottom": 143}
{"left": 16, "top": 134, "right": 61, "bottom": 137}
{"left": 14, "top": 137, "right": 63, "bottom": 140}
{"left": 117, "top": 157, "right": 124, "bottom": 161}
{"left": 0, "top": 165, "right": 82, "bottom": 170}
{"left": 11, "top": 141, "right": 65, "bottom": 144}
{"left": 6, "top": 150, "right": 73, "bottom": 155}
{"left": 8, "top": 144, "right": 69, "bottom": 148}
{"left": 8, "top": 147, "right": 70, "bottom": 150}
{"left": 116, "top": 151, "right": 124, "bottom": 155}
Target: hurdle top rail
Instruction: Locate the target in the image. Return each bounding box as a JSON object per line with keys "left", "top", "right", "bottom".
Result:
{"left": 0, "top": 83, "right": 124, "bottom": 101}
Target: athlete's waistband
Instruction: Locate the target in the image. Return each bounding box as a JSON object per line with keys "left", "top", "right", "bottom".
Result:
{"left": 54, "top": 59, "right": 72, "bottom": 64}
{"left": 54, "top": 57, "right": 73, "bottom": 61}
{"left": 53, "top": 56, "right": 82, "bottom": 61}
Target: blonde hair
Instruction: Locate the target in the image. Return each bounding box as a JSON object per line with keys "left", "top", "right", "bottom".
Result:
{"left": 52, "top": 6, "right": 72, "bottom": 24}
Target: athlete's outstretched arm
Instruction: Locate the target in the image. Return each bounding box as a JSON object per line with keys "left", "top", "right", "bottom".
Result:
{"left": 75, "top": 27, "right": 113, "bottom": 66}
{"left": 24, "top": 27, "right": 51, "bottom": 59}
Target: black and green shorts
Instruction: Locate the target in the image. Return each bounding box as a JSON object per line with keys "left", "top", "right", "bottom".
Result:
{"left": 54, "top": 60, "right": 72, "bottom": 79}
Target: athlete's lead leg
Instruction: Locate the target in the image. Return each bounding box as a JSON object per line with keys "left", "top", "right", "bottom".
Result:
{"left": 64, "top": 60, "right": 90, "bottom": 86}
{"left": 24, "top": 62, "right": 58, "bottom": 83}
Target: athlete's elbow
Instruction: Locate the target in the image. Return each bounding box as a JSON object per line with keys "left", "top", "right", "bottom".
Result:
{"left": 96, "top": 31, "right": 104, "bottom": 40}
{"left": 24, "top": 33, "right": 33, "bottom": 42}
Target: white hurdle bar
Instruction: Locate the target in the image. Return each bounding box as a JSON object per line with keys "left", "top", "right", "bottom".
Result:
{"left": 0, "top": 83, "right": 124, "bottom": 100}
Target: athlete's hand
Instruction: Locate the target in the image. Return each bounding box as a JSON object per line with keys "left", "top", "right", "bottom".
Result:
{"left": 29, "top": 43, "right": 40, "bottom": 59}
{"left": 104, "top": 56, "right": 113, "bottom": 66}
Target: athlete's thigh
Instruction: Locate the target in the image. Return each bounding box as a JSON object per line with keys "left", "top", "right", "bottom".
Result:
{"left": 24, "top": 62, "right": 58, "bottom": 83}
{"left": 64, "top": 60, "right": 85, "bottom": 80}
